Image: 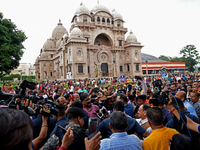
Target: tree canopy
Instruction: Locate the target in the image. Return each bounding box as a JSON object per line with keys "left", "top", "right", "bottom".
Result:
{"left": 158, "top": 44, "right": 199, "bottom": 72}
{"left": 0, "top": 12, "right": 27, "bottom": 76}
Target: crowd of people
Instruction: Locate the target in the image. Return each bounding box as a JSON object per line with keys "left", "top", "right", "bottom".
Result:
{"left": 1, "top": 73, "right": 200, "bottom": 150}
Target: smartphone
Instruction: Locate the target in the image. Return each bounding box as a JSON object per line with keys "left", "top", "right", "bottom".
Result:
{"left": 58, "top": 125, "right": 67, "bottom": 134}
{"left": 88, "top": 117, "right": 99, "bottom": 140}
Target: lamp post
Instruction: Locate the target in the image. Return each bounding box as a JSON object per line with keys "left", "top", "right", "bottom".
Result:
{"left": 113, "top": 60, "right": 116, "bottom": 77}
{"left": 146, "top": 60, "right": 148, "bottom": 75}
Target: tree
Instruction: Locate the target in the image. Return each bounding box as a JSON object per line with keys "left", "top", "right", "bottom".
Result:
{"left": 0, "top": 12, "right": 27, "bottom": 75}
{"left": 158, "top": 55, "right": 171, "bottom": 61}
{"left": 180, "top": 45, "right": 199, "bottom": 71}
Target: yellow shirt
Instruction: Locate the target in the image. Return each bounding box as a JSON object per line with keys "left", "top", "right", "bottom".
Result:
{"left": 142, "top": 127, "right": 179, "bottom": 150}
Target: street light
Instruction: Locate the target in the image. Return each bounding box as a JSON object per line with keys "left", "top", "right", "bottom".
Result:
{"left": 113, "top": 60, "right": 116, "bottom": 77}
{"left": 146, "top": 60, "right": 148, "bottom": 75}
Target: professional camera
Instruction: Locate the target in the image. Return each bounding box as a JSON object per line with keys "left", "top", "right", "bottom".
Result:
{"left": 149, "top": 91, "right": 169, "bottom": 106}
{"left": 0, "top": 80, "right": 36, "bottom": 110}
{"left": 135, "top": 76, "right": 142, "bottom": 80}
{"left": 117, "top": 89, "right": 126, "bottom": 95}
{"left": 152, "top": 79, "right": 162, "bottom": 88}
{"left": 33, "top": 99, "right": 59, "bottom": 116}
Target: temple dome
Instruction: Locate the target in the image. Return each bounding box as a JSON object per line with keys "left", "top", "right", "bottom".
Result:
{"left": 74, "top": 3, "right": 90, "bottom": 16}
{"left": 126, "top": 31, "right": 137, "bottom": 43}
{"left": 91, "top": 4, "right": 111, "bottom": 15}
{"left": 70, "top": 26, "right": 83, "bottom": 38}
{"left": 43, "top": 39, "right": 55, "bottom": 50}
{"left": 112, "top": 9, "right": 123, "bottom": 21}
{"left": 52, "top": 20, "right": 68, "bottom": 40}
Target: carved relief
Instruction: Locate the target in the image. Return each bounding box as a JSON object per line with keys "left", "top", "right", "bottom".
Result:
{"left": 135, "top": 50, "right": 139, "bottom": 61}
{"left": 126, "top": 51, "right": 130, "bottom": 61}
{"left": 77, "top": 49, "right": 83, "bottom": 61}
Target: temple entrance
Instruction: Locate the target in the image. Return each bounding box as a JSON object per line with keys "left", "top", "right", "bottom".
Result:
{"left": 101, "top": 63, "right": 108, "bottom": 76}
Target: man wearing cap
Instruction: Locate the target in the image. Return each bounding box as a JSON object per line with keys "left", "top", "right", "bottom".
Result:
{"left": 65, "top": 107, "right": 88, "bottom": 150}
{"left": 42, "top": 107, "right": 87, "bottom": 150}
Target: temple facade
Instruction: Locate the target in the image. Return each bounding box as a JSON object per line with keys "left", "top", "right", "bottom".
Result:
{"left": 34, "top": 3, "right": 143, "bottom": 80}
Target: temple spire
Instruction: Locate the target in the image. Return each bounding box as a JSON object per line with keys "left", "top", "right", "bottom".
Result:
{"left": 97, "top": 0, "right": 99, "bottom": 4}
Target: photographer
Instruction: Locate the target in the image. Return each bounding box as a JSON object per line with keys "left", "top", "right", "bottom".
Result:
{"left": 50, "top": 103, "right": 68, "bottom": 138}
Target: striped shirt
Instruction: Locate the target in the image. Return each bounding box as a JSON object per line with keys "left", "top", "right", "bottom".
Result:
{"left": 100, "top": 132, "right": 143, "bottom": 150}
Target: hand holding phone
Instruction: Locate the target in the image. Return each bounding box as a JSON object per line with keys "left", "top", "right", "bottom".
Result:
{"left": 88, "top": 117, "right": 99, "bottom": 140}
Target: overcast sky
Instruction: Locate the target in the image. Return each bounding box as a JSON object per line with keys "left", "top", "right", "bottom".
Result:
{"left": 0, "top": 0, "right": 200, "bottom": 64}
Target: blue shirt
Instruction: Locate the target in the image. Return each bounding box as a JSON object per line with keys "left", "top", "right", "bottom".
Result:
{"left": 162, "top": 107, "right": 172, "bottom": 125}
{"left": 50, "top": 116, "right": 68, "bottom": 139}
{"left": 100, "top": 132, "right": 143, "bottom": 150}
{"left": 190, "top": 100, "right": 200, "bottom": 118}
{"left": 184, "top": 100, "right": 198, "bottom": 117}
{"left": 78, "top": 89, "right": 88, "bottom": 94}
{"left": 125, "top": 103, "right": 134, "bottom": 117}
{"left": 98, "top": 115, "right": 146, "bottom": 138}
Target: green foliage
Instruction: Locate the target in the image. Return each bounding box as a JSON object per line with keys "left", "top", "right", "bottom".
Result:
{"left": 180, "top": 45, "right": 199, "bottom": 72}
{"left": 1, "top": 74, "right": 35, "bottom": 82}
{"left": 1, "top": 74, "right": 21, "bottom": 81}
{"left": 158, "top": 45, "right": 199, "bottom": 72}
{"left": 158, "top": 55, "right": 171, "bottom": 61}
{"left": 22, "top": 75, "right": 35, "bottom": 82}
{"left": 0, "top": 12, "right": 27, "bottom": 75}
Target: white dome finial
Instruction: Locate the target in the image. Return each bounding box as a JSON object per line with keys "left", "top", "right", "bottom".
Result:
{"left": 80, "top": 2, "right": 83, "bottom": 6}
{"left": 112, "top": 8, "right": 115, "bottom": 12}
{"left": 130, "top": 30, "right": 133, "bottom": 34}
{"left": 97, "top": 0, "right": 99, "bottom": 4}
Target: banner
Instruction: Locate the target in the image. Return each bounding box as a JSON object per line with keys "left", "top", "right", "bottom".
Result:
{"left": 120, "top": 74, "right": 125, "bottom": 82}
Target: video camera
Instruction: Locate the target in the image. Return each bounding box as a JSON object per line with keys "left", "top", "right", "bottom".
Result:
{"left": 149, "top": 79, "right": 169, "bottom": 106}
{"left": 0, "top": 80, "right": 36, "bottom": 109}
{"left": 33, "top": 99, "right": 59, "bottom": 116}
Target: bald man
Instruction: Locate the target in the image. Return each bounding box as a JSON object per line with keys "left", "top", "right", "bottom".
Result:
{"left": 175, "top": 91, "right": 198, "bottom": 117}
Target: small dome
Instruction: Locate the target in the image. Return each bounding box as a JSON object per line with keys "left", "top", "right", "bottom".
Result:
{"left": 43, "top": 39, "right": 55, "bottom": 50}
{"left": 126, "top": 31, "right": 137, "bottom": 43}
{"left": 52, "top": 20, "right": 68, "bottom": 40}
{"left": 112, "top": 9, "right": 123, "bottom": 21}
{"left": 56, "top": 39, "right": 61, "bottom": 48}
{"left": 40, "top": 52, "right": 48, "bottom": 58}
{"left": 91, "top": 4, "right": 111, "bottom": 15}
{"left": 74, "top": 3, "right": 90, "bottom": 16}
{"left": 70, "top": 26, "right": 83, "bottom": 38}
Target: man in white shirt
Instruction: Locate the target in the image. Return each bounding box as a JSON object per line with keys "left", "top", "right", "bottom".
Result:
{"left": 136, "top": 104, "right": 152, "bottom": 133}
